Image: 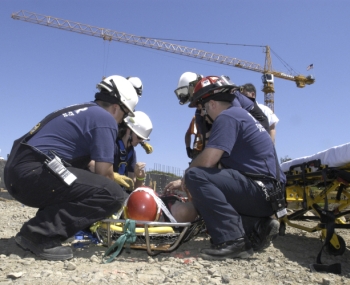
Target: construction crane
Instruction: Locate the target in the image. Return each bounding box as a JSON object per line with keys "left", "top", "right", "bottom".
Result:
{"left": 11, "top": 10, "right": 315, "bottom": 112}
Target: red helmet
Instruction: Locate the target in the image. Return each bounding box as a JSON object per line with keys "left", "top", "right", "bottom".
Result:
{"left": 125, "top": 187, "right": 161, "bottom": 221}
{"left": 188, "top": 75, "right": 237, "bottom": 108}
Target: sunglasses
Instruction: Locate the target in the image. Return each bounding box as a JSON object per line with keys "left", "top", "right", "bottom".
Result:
{"left": 120, "top": 104, "right": 129, "bottom": 118}
{"left": 136, "top": 134, "right": 144, "bottom": 141}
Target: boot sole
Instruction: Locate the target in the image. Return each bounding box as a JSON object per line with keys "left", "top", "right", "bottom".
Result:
{"left": 15, "top": 234, "right": 73, "bottom": 261}
{"left": 200, "top": 248, "right": 254, "bottom": 260}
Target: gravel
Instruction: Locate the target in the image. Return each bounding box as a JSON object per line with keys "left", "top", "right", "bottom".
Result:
{"left": 1, "top": 198, "right": 350, "bottom": 285}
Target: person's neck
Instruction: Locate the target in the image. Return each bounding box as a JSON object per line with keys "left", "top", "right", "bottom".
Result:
{"left": 212, "top": 105, "right": 230, "bottom": 120}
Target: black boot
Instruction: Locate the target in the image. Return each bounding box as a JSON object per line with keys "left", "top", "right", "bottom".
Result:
{"left": 241, "top": 215, "right": 279, "bottom": 252}
{"left": 200, "top": 236, "right": 253, "bottom": 260}
{"left": 15, "top": 231, "right": 73, "bottom": 261}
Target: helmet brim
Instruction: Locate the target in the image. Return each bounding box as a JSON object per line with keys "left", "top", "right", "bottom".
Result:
{"left": 188, "top": 85, "right": 237, "bottom": 108}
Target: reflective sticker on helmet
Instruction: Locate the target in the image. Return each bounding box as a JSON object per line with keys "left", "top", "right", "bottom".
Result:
{"left": 213, "top": 88, "right": 225, "bottom": 94}
{"left": 201, "top": 79, "right": 210, "bottom": 87}
{"left": 128, "top": 117, "right": 135, "bottom": 124}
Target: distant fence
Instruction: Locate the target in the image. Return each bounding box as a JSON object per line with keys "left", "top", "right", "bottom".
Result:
{"left": 148, "top": 163, "right": 185, "bottom": 177}
{"left": 145, "top": 173, "right": 181, "bottom": 194}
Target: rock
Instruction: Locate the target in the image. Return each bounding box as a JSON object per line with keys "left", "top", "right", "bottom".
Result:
{"left": 65, "top": 262, "right": 77, "bottom": 271}
{"left": 322, "top": 278, "right": 332, "bottom": 285}
{"left": 90, "top": 255, "right": 100, "bottom": 263}
{"left": 221, "top": 274, "right": 230, "bottom": 284}
{"left": 7, "top": 271, "right": 23, "bottom": 279}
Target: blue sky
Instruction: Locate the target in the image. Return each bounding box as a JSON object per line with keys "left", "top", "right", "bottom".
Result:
{"left": 1, "top": 0, "right": 349, "bottom": 174}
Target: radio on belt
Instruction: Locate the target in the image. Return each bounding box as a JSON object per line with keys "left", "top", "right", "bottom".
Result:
{"left": 44, "top": 153, "right": 77, "bottom": 186}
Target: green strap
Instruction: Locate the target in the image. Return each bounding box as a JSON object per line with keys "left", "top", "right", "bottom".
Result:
{"left": 102, "top": 219, "right": 137, "bottom": 264}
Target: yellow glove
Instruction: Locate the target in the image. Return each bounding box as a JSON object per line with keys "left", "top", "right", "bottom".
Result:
{"left": 141, "top": 142, "right": 153, "bottom": 154}
{"left": 113, "top": 172, "right": 134, "bottom": 191}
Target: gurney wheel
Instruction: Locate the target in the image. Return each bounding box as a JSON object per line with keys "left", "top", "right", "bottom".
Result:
{"left": 325, "top": 235, "right": 346, "bottom": 256}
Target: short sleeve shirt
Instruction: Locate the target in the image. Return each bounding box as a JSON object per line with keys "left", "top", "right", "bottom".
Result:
{"left": 27, "top": 102, "right": 118, "bottom": 164}
{"left": 206, "top": 106, "right": 278, "bottom": 178}
{"left": 257, "top": 103, "right": 279, "bottom": 126}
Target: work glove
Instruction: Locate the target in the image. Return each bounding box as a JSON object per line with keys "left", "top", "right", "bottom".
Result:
{"left": 141, "top": 142, "right": 153, "bottom": 154}
{"left": 186, "top": 147, "right": 193, "bottom": 159}
{"left": 113, "top": 172, "right": 134, "bottom": 191}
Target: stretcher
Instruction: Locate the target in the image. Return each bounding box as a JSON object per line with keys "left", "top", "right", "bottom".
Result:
{"left": 90, "top": 192, "right": 205, "bottom": 257}
{"left": 280, "top": 142, "right": 350, "bottom": 256}
{"left": 91, "top": 218, "right": 205, "bottom": 256}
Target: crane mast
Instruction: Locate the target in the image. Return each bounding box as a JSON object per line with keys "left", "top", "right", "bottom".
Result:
{"left": 11, "top": 10, "right": 315, "bottom": 112}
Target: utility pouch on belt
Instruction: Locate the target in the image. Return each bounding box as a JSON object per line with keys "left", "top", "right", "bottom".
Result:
{"left": 242, "top": 170, "right": 287, "bottom": 219}
{"left": 44, "top": 151, "right": 77, "bottom": 186}
{"left": 255, "top": 180, "right": 287, "bottom": 218}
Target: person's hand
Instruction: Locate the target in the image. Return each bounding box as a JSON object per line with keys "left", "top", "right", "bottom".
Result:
{"left": 135, "top": 162, "right": 146, "bottom": 181}
{"left": 113, "top": 172, "right": 134, "bottom": 191}
{"left": 163, "top": 179, "right": 182, "bottom": 194}
{"left": 186, "top": 147, "right": 193, "bottom": 159}
{"left": 141, "top": 142, "right": 153, "bottom": 154}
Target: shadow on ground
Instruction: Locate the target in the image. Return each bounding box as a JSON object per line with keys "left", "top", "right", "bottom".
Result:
{"left": 272, "top": 230, "right": 350, "bottom": 276}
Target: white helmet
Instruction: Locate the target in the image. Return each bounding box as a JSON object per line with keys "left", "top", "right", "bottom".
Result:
{"left": 174, "top": 72, "right": 203, "bottom": 105}
{"left": 96, "top": 75, "right": 138, "bottom": 117}
{"left": 124, "top": 111, "right": 153, "bottom": 140}
{"left": 127, "top": 77, "right": 143, "bottom": 97}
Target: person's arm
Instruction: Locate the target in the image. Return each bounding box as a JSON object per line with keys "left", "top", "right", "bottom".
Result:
{"left": 185, "top": 125, "right": 191, "bottom": 148}
{"left": 95, "top": 161, "right": 114, "bottom": 180}
{"left": 269, "top": 123, "right": 276, "bottom": 144}
{"left": 189, "top": 147, "right": 224, "bottom": 168}
{"left": 185, "top": 124, "right": 193, "bottom": 158}
{"left": 88, "top": 160, "right": 95, "bottom": 172}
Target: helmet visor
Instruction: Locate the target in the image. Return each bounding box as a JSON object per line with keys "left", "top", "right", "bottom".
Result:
{"left": 174, "top": 86, "right": 189, "bottom": 98}
{"left": 174, "top": 86, "right": 190, "bottom": 105}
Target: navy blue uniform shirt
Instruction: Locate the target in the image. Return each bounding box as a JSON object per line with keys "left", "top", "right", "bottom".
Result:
{"left": 206, "top": 106, "right": 285, "bottom": 182}
{"left": 27, "top": 102, "right": 118, "bottom": 164}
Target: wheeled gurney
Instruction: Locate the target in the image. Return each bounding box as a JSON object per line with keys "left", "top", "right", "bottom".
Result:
{"left": 279, "top": 142, "right": 350, "bottom": 256}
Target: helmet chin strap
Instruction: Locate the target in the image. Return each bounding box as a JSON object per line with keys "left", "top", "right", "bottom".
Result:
{"left": 127, "top": 130, "right": 133, "bottom": 147}
{"left": 205, "top": 114, "right": 214, "bottom": 124}
{"left": 201, "top": 108, "right": 214, "bottom": 149}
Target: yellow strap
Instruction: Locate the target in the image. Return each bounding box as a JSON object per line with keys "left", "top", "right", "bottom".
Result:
{"left": 99, "top": 222, "right": 175, "bottom": 234}
{"left": 118, "top": 161, "right": 128, "bottom": 167}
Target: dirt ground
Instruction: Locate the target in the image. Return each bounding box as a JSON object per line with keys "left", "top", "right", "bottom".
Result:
{"left": 1, "top": 192, "right": 350, "bottom": 284}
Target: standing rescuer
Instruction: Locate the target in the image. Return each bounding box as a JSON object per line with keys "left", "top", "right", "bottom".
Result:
{"left": 184, "top": 75, "right": 286, "bottom": 260}
{"left": 4, "top": 75, "right": 139, "bottom": 261}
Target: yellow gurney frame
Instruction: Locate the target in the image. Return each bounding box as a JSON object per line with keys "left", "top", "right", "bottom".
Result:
{"left": 94, "top": 218, "right": 205, "bottom": 256}
{"left": 279, "top": 159, "right": 350, "bottom": 256}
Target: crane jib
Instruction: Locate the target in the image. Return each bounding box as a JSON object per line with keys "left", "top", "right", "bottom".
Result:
{"left": 11, "top": 10, "right": 315, "bottom": 113}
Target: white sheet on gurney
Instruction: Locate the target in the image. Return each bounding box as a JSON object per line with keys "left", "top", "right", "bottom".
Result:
{"left": 280, "top": 142, "right": 350, "bottom": 173}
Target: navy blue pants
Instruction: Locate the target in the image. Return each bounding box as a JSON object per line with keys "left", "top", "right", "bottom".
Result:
{"left": 185, "top": 167, "right": 274, "bottom": 244}
{"left": 5, "top": 146, "right": 126, "bottom": 239}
